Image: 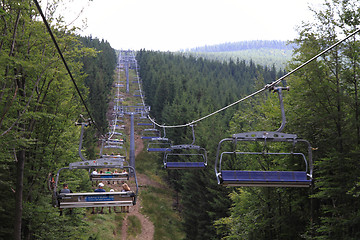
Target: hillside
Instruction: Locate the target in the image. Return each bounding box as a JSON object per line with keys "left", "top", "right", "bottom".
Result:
{"left": 180, "top": 40, "right": 294, "bottom": 69}
{"left": 136, "top": 50, "right": 285, "bottom": 239}
{"left": 4, "top": 0, "right": 360, "bottom": 239}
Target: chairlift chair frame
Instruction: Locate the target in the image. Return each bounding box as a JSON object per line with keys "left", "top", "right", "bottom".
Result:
{"left": 90, "top": 158, "right": 129, "bottom": 184}
{"left": 53, "top": 161, "right": 138, "bottom": 209}
{"left": 90, "top": 172, "right": 130, "bottom": 183}
{"left": 146, "top": 127, "right": 172, "bottom": 152}
{"left": 163, "top": 125, "right": 208, "bottom": 169}
{"left": 141, "top": 127, "right": 160, "bottom": 140}
{"left": 100, "top": 141, "right": 127, "bottom": 158}
{"left": 214, "top": 87, "right": 313, "bottom": 187}
{"left": 137, "top": 122, "right": 154, "bottom": 126}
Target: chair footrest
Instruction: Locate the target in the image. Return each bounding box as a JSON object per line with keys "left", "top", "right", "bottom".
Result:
{"left": 60, "top": 201, "right": 134, "bottom": 208}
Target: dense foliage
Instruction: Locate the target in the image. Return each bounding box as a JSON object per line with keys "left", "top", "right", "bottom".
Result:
{"left": 136, "top": 50, "right": 283, "bottom": 239}
{"left": 79, "top": 36, "right": 117, "bottom": 134}
{"left": 286, "top": 1, "right": 360, "bottom": 238}
{"left": 79, "top": 36, "right": 117, "bottom": 159}
{"left": 186, "top": 40, "right": 295, "bottom": 52}
{"left": 213, "top": 1, "right": 360, "bottom": 239}
{"left": 137, "top": 1, "right": 360, "bottom": 239}
{"left": 181, "top": 40, "right": 293, "bottom": 69}
{"left": 0, "top": 1, "right": 116, "bottom": 239}
{"left": 2, "top": 0, "right": 360, "bottom": 239}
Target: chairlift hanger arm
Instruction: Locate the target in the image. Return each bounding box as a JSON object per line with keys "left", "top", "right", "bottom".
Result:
{"left": 162, "top": 126, "right": 167, "bottom": 138}
{"left": 54, "top": 167, "right": 69, "bottom": 194}
{"left": 75, "top": 118, "right": 93, "bottom": 161}
{"left": 268, "top": 86, "right": 290, "bottom": 132}
{"left": 190, "top": 124, "right": 196, "bottom": 145}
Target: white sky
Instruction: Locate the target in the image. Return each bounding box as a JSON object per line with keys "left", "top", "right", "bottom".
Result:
{"left": 60, "top": 0, "right": 324, "bottom": 51}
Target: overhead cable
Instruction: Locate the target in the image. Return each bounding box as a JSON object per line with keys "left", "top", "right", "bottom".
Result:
{"left": 33, "top": 0, "right": 104, "bottom": 135}
{"left": 146, "top": 28, "right": 360, "bottom": 128}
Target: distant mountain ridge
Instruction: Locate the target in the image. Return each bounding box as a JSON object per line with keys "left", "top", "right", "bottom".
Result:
{"left": 185, "top": 40, "right": 295, "bottom": 53}
{"left": 179, "top": 40, "right": 294, "bottom": 69}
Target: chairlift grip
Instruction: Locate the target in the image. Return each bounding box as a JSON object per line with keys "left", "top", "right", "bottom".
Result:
{"left": 78, "top": 124, "right": 87, "bottom": 161}
{"left": 190, "top": 124, "right": 196, "bottom": 145}
{"left": 274, "top": 87, "right": 288, "bottom": 132}
{"left": 272, "top": 86, "right": 290, "bottom": 92}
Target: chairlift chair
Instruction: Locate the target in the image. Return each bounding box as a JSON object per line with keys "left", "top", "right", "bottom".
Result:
{"left": 100, "top": 154, "right": 126, "bottom": 159}
{"left": 111, "top": 132, "right": 122, "bottom": 135}
{"left": 111, "top": 124, "right": 125, "bottom": 130}
{"left": 53, "top": 161, "right": 138, "bottom": 209}
{"left": 90, "top": 169, "right": 130, "bottom": 184}
{"left": 107, "top": 138, "right": 124, "bottom": 144}
{"left": 104, "top": 145, "right": 123, "bottom": 149}
{"left": 137, "top": 122, "right": 153, "bottom": 126}
{"left": 163, "top": 125, "right": 208, "bottom": 169}
{"left": 214, "top": 87, "right": 313, "bottom": 187}
{"left": 52, "top": 123, "right": 137, "bottom": 209}
{"left": 141, "top": 127, "right": 160, "bottom": 140}
{"left": 147, "top": 127, "right": 172, "bottom": 152}
{"left": 99, "top": 137, "right": 127, "bottom": 164}
{"left": 147, "top": 142, "right": 172, "bottom": 152}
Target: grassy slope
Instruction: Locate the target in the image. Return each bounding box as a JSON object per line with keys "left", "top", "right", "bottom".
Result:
{"left": 79, "top": 81, "right": 185, "bottom": 239}
{"left": 135, "top": 146, "right": 185, "bottom": 239}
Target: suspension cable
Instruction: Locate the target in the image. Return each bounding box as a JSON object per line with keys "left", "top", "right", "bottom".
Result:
{"left": 33, "top": 0, "right": 104, "bottom": 135}
{"left": 36, "top": 0, "right": 359, "bottom": 131}
{"left": 145, "top": 28, "right": 360, "bottom": 128}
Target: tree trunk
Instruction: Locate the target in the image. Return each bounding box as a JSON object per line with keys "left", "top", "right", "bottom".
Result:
{"left": 14, "top": 149, "right": 25, "bottom": 240}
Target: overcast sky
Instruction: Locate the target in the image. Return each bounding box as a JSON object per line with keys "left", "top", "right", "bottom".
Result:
{"left": 60, "top": 0, "right": 324, "bottom": 51}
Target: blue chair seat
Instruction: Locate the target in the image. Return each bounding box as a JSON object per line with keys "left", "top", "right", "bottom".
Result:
{"left": 147, "top": 148, "right": 172, "bottom": 152}
{"left": 165, "top": 162, "right": 206, "bottom": 169}
{"left": 137, "top": 123, "right": 153, "bottom": 126}
{"left": 220, "top": 170, "right": 311, "bottom": 187}
{"left": 141, "top": 136, "right": 158, "bottom": 139}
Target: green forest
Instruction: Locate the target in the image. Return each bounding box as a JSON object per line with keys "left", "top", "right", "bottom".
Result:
{"left": 186, "top": 40, "right": 295, "bottom": 52}
{"left": 1, "top": 0, "right": 360, "bottom": 239}
{"left": 180, "top": 40, "right": 293, "bottom": 70}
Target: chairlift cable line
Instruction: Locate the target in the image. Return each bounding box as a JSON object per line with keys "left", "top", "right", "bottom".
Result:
{"left": 33, "top": 0, "right": 360, "bottom": 132}
{"left": 33, "top": 0, "right": 104, "bottom": 136}
{"left": 146, "top": 28, "right": 360, "bottom": 129}
{"left": 268, "top": 27, "right": 360, "bottom": 88}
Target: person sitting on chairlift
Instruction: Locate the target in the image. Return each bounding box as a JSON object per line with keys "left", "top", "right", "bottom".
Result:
{"left": 121, "top": 181, "right": 130, "bottom": 192}
{"left": 105, "top": 169, "right": 112, "bottom": 184}
{"left": 121, "top": 181, "right": 131, "bottom": 213}
{"left": 92, "top": 183, "right": 106, "bottom": 214}
{"left": 112, "top": 169, "right": 118, "bottom": 184}
{"left": 59, "top": 183, "right": 72, "bottom": 216}
{"left": 108, "top": 189, "right": 117, "bottom": 213}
